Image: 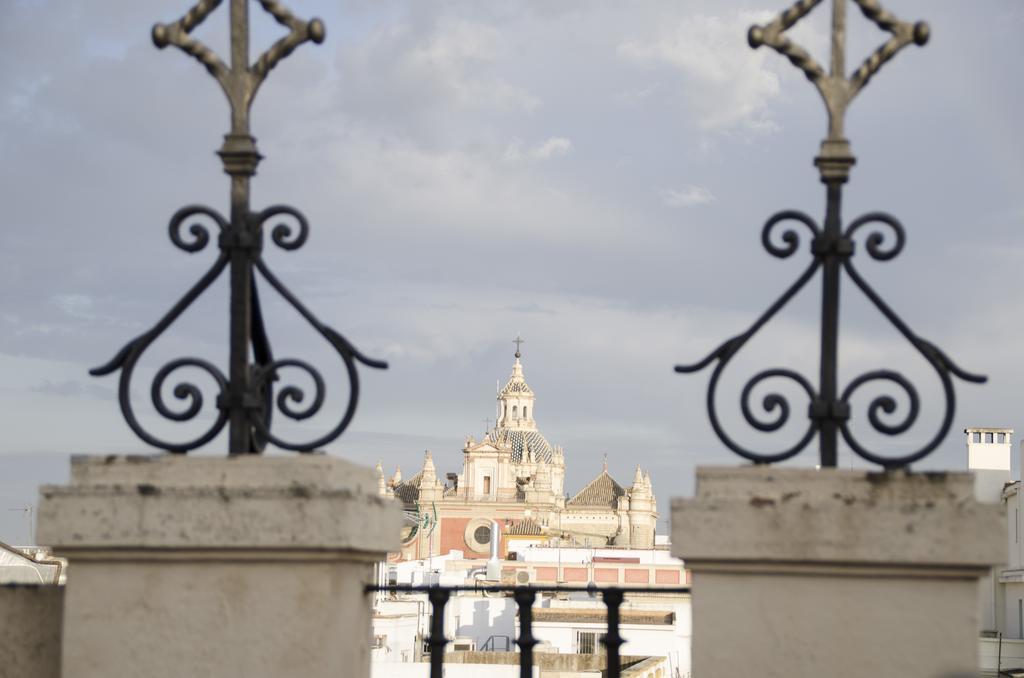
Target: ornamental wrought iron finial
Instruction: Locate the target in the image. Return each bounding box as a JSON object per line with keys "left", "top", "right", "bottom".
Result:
{"left": 676, "top": 0, "right": 985, "bottom": 469}
{"left": 91, "top": 0, "right": 387, "bottom": 455}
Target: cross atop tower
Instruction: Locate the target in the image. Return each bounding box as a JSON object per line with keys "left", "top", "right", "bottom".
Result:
{"left": 513, "top": 334, "right": 525, "bottom": 358}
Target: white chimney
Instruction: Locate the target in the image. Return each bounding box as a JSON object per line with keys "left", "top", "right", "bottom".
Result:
{"left": 965, "top": 427, "right": 1012, "bottom": 503}
{"left": 486, "top": 520, "right": 501, "bottom": 581}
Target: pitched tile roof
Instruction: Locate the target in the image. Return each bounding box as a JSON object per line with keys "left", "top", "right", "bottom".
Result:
{"left": 393, "top": 471, "right": 423, "bottom": 506}
{"left": 567, "top": 471, "right": 625, "bottom": 508}
{"left": 507, "top": 517, "right": 544, "bottom": 536}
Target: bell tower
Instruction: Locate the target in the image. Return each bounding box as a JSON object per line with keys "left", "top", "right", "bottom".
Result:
{"left": 497, "top": 336, "right": 537, "bottom": 431}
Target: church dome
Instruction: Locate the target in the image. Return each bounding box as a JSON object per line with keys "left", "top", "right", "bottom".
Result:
{"left": 489, "top": 426, "right": 553, "bottom": 464}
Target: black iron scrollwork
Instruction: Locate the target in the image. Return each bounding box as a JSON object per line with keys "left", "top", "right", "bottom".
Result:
{"left": 835, "top": 214, "right": 984, "bottom": 467}
{"left": 91, "top": 1, "right": 385, "bottom": 455}
{"left": 677, "top": 208, "right": 984, "bottom": 469}
{"left": 679, "top": 211, "right": 822, "bottom": 464}
{"left": 676, "top": 0, "right": 984, "bottom": 469}
{"left": 92, "top": 202, "right": 385, "bottom": 454}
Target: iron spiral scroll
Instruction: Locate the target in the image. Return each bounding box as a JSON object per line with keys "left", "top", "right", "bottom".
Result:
{"left": 91, "top": 205, "right": 387, "bottom": 454}
{"left": 675, "top": 210, "right": 985, "bottom": 468}
{"left": 91, "top": 0, "right": 386, "bottom": 454}
{"left": 675, "top": 0, "right": 986, "bottom": 468}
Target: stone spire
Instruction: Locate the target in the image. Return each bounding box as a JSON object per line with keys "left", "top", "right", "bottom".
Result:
{"left": 376, "top": 461, "right": 386, "bottom": 497}
{"left": 628, "top": 464, "right": 654, "bottom": 549}
{"left": 631, "top": 465, "right": 652, "bottom": 502}
{"left": 421, "top": 451, "right": 436, "bottom": 482}
{"left": 419, "top": 450, "right": 442, "bottom": 502}
{"left": 392, "top": 465, "right": 402, "bottom": 486}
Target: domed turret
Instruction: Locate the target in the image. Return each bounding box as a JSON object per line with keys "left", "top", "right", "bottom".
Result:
{"left": 497, "top": 341, "right": 536, "bottom": 430}
{"left": 490, "top": 338, "right": 556, "bottom": 463}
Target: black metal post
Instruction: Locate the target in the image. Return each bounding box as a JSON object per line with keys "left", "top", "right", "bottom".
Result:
{"left": 817, "top": 180, "right": 843, "bottom": 468}
{"left": 675, "top": 0, "right": 985, "bottom": 469}
{"left": 91, "top": 0, "right": 386, "bottom": 455}
{"left": 601, "top": 589, "right": 625, "bottom": 678}
{"left": 815, "top": 0, "right": 847, "bottom": 469}
{"left": 366, "top": 584, "right": 693, "bottom": 676}
{"left": 513, "top": 588, "right": 538, "bottom": 678}
{"left": 225, "top": 0, "right": 255, "bottom": 455}
{"left": 427, "top": 588, "right": 450, "bottom": 678}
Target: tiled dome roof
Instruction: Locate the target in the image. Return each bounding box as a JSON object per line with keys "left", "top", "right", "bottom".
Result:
{"left": 490, "top": 427, "right": 553, "bottom": 464}
{"left": 501, "top": 379, "right": 533, "bottom": 395}
{"left": 500, "top": 356, "right": 534, "bottom": 396}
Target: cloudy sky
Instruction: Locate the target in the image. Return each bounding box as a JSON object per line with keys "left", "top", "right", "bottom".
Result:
{"left": 1, "top": 0, "right": 1021, "bottom": 544}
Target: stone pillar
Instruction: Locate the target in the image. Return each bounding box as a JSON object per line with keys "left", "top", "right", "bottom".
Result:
{"left": 672, "top": 467, "right": 1005, "bottom": 678}
{"left": 0, "top": 584, "right": 63, "bottom": 678}
{"left": 37, "top": 454, "right": 401, "bottom": 678}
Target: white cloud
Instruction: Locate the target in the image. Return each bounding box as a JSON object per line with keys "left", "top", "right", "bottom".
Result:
{"left": 408, "top": 18, "right": 541, "bottom": 113}
{"left": 52, "top": 293, "right": 94, "bottom": 320}
{"left": 503, "top": 136, "right": 572, "bottom": 162}
{"left": 315, "top": 130, "right": 621, "bottom": 247}
{"left": 532, "top": 136, "right": 572, "bottom": 159}
{"left": 614, "top": 83, "right": 660, "bottom": 105}
{"left": 332, "top": 14, "right": 542, "bottom": 142}
{"left": 618, "top": 10, "right": 782, "bottom": 133}
{"left": 660, "top": 185, "right": 716, "bottom": 208}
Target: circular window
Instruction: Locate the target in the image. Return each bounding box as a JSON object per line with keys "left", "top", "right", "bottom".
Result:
{"left": 464, "top": 519, "right": 497, "bottom": 554}
{"left": 474, "top": 525, "right": 491, "bottom": 544}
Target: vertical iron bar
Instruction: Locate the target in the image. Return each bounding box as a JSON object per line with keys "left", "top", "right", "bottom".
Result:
{"left": 817, "top": 0, "right": 848, "bottom": 468}
{"left": 226, "top": 0, "right": 254, "bottom": 454}
{"left": 602, "top": 588, "right": 625, "bottom": 678}
{"left": 818, "top": 180, "right": 843, "bottom": 468}
{"left": 514, "top": 588, "right": 538, "bottom": 678}
{"left": 226, "top": 199, "right": 253, "bottom": 454}
{"left": 427, "top": 588, "right": 450, "bottom": 678}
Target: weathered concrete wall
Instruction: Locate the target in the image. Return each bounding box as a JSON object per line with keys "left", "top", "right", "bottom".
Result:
{"left": 673, "top": 467, "right": 1005, "bottom": 678}
{"left": 38, "top": 454, "right": 402, "bottom": 678}
{"left": 0, "top": 584, "right": 62, "bottom": 678}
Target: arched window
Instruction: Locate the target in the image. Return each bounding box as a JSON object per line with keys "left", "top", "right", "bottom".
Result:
{"left": 512, "top": 405, "right": 518, "bottom": 417}
{"left": 523, "top": 407, "right": 528, "bottom": 419}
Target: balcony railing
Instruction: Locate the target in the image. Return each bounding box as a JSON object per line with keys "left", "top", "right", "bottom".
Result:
{"left": 366, "top": 584, "right": 691, "bottom": 678}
